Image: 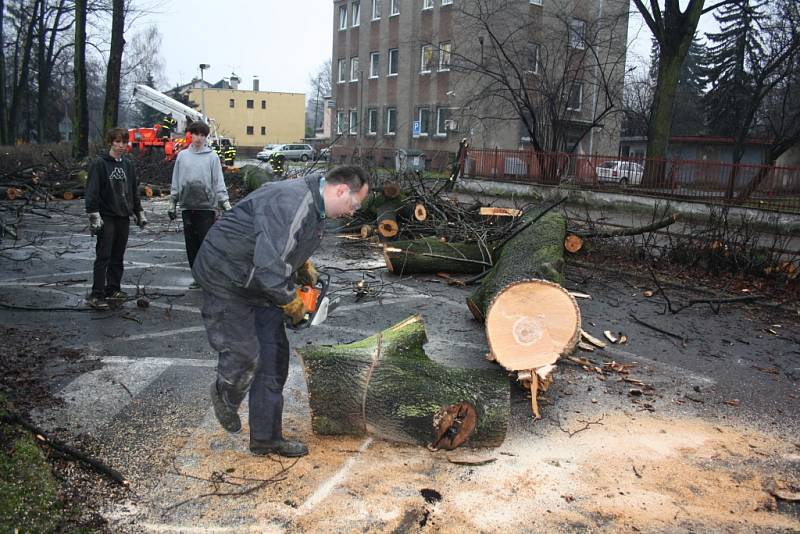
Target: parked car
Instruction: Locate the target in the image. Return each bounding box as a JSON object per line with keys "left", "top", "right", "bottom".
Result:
{"left": 317, "top": 147, "right": 330, "bottom": 161}
{"left": 255, "top": 144, "right": 277, "bottom": 161}
{"left": 256, "top": 143, "right": 315, "bottom": 162}
{"left": 595, "top": 160, "right": 644, "bottom": 185}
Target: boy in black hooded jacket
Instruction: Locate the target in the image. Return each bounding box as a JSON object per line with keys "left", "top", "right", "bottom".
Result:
{"left": 84, "top": 128, "right": 146, "bottom": 309}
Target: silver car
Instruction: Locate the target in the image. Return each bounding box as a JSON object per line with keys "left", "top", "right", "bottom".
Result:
{"left": 258, "top": 143, "right": 315, "bottom": 162}
{"left": 595, "top": 160, "right": 644, "bottom": 186}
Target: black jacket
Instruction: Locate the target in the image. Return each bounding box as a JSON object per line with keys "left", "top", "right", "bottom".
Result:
{"left": 85, "top": 153, "right": 141, "bottom": 217}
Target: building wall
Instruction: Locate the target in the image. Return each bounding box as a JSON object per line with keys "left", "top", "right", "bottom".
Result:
{"left": 331, "top": 0, "right": 628, "bottom": 166}
{"left": 187, "top": 88, "right": 305, "bottom": 148}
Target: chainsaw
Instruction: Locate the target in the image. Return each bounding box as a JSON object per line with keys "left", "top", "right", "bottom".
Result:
{"left": 286, "top": 271, "right": 339, "bottom": 330}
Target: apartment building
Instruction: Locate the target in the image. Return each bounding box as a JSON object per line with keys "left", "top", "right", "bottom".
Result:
{"left": 182, "top": 76, "right": 305, "bottom": 150}
{"left": 331, "top": 0, "right": 629, "bottom": 167}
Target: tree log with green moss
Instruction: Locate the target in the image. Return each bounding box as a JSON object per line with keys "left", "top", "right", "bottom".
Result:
{"left": 297, "top": 315, "right": 509, "bottom": 448}
{"left": 383, "top": 237, "right": 493, "bottom": 274}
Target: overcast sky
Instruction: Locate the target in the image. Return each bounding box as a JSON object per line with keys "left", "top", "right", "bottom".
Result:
{"left": 140, "top": 0, "right": 334, "bottom": 94}
{"left": 138, "top": 2, "right": 715, "bottom": 96}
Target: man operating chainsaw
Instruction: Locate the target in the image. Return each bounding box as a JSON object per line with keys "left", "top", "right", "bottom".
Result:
{"left": 192, "top": 164, "right": 369, "bottom": 457}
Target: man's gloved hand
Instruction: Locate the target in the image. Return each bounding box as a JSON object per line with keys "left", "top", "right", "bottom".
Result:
{"left": 295, "top": 260, "right": 318, "bottom": 287}
{"left": 219, "top": 199, "right": 232, "bottom": 211}
{"left": 88, "top": 212, "right": 103, "bottom": 236}
{"left": 134, "top": 211, "right": 147, "bottom": 228}
{"left": 281, "top": 296, "right": 307, "bottom": 326}
{"left": 167, "top": 199, "right": 177, "bottom": 221}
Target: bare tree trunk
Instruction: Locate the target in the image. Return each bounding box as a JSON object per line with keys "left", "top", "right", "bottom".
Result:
{"left": 102, "top": 0, "right": 125, "bottom": 134}
{"left": 36, "top": 0, "right": 69, "bottom": 143}
{"left": 73, "top": 0, "right": 88, "bottom": 158}
{"left": 9, "top": 0, "right": 41, "bottom": 142}
{"left": 634, "top": 0, "right": 706, "bottom": 186}
{"left": 0, "top": 0, "right": 7, "bottom": 144}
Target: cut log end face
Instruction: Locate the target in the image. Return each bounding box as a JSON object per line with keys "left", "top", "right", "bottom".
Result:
{"left": 431, "top": 401, "right": 477, "bottom": 450}
{"left": 414, "top": 203, "right": 428, "bottom": 222}
{"left": 62, "top": 191, "right": 74, "bottom": 200}
{"left": 485, "top": 280, "right": 581, "bottom": 371}
{"left": 564, "top": 234, "right": 583, "bottom": 254}
{"left": 382, "top": 182, "right": 401, "bottom": 199}
{"left": 378, "top": 220, "right": 399, "bottom": 238}
{"left": 144, "top": 186, "right": 154, "bottom": 198}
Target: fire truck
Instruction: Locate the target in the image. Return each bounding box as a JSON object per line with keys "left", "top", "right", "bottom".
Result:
{"left": 129, "top": 84, "right": 237, "bottom": 165}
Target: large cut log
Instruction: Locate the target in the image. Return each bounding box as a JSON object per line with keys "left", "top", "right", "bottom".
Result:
{"left": 297, "top": 315, "right": 509, "bottom": 448}
{"left": 383, "top": 237, "right": 493, "bottom": 274}
{"left": 468, "top": 211, "right": 568, "bottom": 319}
{"left": 466, "top": 211, "right": 580, "bottom": 371}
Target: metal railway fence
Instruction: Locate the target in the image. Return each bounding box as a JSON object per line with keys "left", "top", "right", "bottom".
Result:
{"left": 464, "top": 148, "right": 800, "bottom": 213}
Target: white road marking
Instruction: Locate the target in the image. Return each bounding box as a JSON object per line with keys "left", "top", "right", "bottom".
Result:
{"left": 297, "top": 437, "right": 373, "bottom": 513}
{"left": 30, "top": 357, "right": 174, "bottom": 434}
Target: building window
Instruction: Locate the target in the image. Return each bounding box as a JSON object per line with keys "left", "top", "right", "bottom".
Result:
{"left": 423, "top": 0, "right": 433, "bottom": 9}
{"left": 527, "top": 42, "right": 539, "bottom": 73}
{"left": 386, "top": 108, "right": 397, "bottom": 134}
{"left": 261, "top": 100, "right": 266, "bottom": 109}
{"left": 369, "top": 52, "right": 380, "bottom": 78}
{"left": 246, "top": 99, "right": 254, "bottom": 109}
{"left": 352, "top": 1, "right": 360, "bottom": 26}
{"left": 438, "top": 41, "right": 452, "bottom": 71}
{"left": 367, "top": 108, "right": 378, "bottom": 134}
{"left": 260, "top": 126, "right": 266, "bottom": 135}
{"left": 569, "top": 18, "right": 586, "bottom": 49}
{"left": 390, "top": 0, "right": 399, "bottom": 16}
{"left": 349, "top": 110, "right": 358, "bottom": 134}
{"left": 566, "top": 82, "right": 583, "bottom": 111}
{"left": 338, "top": 58, "right": 347, "bottom": 83}
{"left": 388, "top": 48, "right": 399, "bottom": 76}
{"left": 420, "top": 44, "right": 434, "bottom": 73}
{"left": 436, "top": 107, "right": 455, "bottom": 136}
{"left": 418, "top": 107, "right": 430, "bottom": 136}
{"left": 246, "top": 126, "right": 254, "bottom": 135}
{"left": 339, "top": 5, "right": 348, "bottom": 30}
{"left": 371, "top": 0, "right": 381, "bottom": 19}
{"left": 441, "top": 0, "right": 452, "bottom": 5}
{"left": 351, "top": 57, "right": 360, "bottom": 81}
{"left": 229, "top": 99, "right": 235, "bottom": 108}
{"left": 530, "top": 0, "right": 542, "bottom": 5}
{"left": 336, "top": 111, "right": 345, "bottom": 134}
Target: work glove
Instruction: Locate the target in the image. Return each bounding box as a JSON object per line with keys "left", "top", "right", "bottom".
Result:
{"left": 167, "top": 199, "right": 177, "bottom": 221}
{"left": 295, "top": 260, "right": 319, "bottom": 287}
{"left": 134, "top": 211, "right": 147, "bottom": 228}
{"left": 281, "top": 296, "right": 307, "bottom": 326}
{"left": 88, "top": 212, "right": 103, "bottom": 236}
{"left": 219, "top": 199, "right": 232, "bottom": 211}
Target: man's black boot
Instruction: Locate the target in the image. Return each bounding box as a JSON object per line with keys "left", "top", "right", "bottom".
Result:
{"left": 209, "top": 381, "right": 241, "bottom": 433}
{"left": 250, "top": 438, "right": 309, "bottom": 458}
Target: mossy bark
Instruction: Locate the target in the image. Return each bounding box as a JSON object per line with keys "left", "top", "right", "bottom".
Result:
{"left": 467, "top": 211, "right": 566, "bottom": 321}
{"left": 383, "top": 237, "right": 493, "bottom": 274}
{"left": 297, "top": 315, "right": 509, "bottom": 448}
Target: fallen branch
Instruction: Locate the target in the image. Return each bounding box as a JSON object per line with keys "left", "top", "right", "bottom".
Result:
{"left": 1, "top": 413, "right": 129, "bottom": 487}
{"left": 628, "top": 313, "right": 687, "bottom": 345}
{"left": 574, "top": 213, "right": 678, "bottom": 239}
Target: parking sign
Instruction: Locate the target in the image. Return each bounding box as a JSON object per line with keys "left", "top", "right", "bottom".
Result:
{"left": 412, "top": 120, "right": 421, "bottom": 137}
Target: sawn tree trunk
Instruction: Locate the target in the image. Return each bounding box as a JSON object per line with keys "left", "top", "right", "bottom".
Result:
{"left": 297, "top": 315, "right": 509, "bottom": 448}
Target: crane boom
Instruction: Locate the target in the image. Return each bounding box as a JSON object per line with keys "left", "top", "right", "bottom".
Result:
{"left": 133, "top": 84, "right": 205, "bottom": 132}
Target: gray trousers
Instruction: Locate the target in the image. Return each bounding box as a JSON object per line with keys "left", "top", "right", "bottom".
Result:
{"left": 201, "top": 291, "right": 290, "bottom": 441}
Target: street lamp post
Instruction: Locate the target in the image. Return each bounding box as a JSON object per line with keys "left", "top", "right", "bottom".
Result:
{"left": 199, "top": 63, "right": 211, "bottom": 121}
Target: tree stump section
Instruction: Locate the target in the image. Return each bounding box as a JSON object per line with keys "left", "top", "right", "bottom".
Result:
{"left": 297, "top": 315, "right": 509, "bottom": 448}
{"left": 467, "top": 211, "right": 569, "bottom": 321}
{"left": 376, "top": 199, "right": 401, "bottom": 238}
{"left": 383, "top": 237, "right": 492, "bottom": 274}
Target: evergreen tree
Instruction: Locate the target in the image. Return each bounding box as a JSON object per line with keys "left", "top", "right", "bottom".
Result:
{"left": 704, "top": 0, "right": 767, "bottom": 136}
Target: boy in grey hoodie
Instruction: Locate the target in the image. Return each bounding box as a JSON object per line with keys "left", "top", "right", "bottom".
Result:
{"left": 168, "top": 121, "right": 231, "bottom": 282}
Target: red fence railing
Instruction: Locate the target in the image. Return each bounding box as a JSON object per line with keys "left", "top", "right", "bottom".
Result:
{"left": 464, "top": 149, "right": 800, "bottom": 212}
